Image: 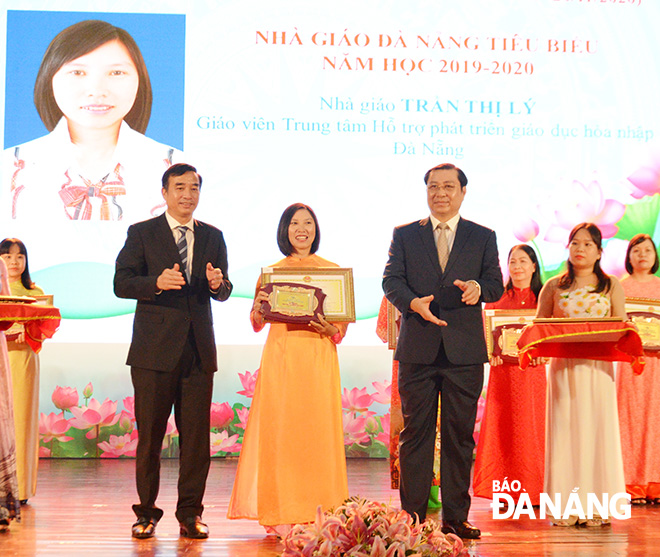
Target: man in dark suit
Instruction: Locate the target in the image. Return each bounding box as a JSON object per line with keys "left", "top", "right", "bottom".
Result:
{"left": 114, "top": 163, "right": 232, "bottom": 539}
{"left": 383, "top": 163, "right": 503, "bottom": 539}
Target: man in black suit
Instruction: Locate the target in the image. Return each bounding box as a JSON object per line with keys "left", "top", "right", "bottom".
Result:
{"left": 383, "top": 163, "right": 503, "bottom": 539}
{"left": 114, "top": 163, "right": 232, "bottom": 539}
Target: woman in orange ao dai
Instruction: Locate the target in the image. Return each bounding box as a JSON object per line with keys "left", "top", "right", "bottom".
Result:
{"left": 227, "top": 203, "right": 348, "bottom": 536}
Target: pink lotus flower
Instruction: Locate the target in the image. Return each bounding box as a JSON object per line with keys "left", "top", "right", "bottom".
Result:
{"left": 122, "top": 396, "right": 135, "bottom": 416}
{"left": 39, "top": 412, "right": 73, "bottom": 443}
{"left": 98, "top": 431, "right": 138, "bottom": 458}
{"left": 118, "top": 410, "right": 134, "bottom": 433}
{"left": 39, "top": 446, "right": 51, "bottom": 457}
{"left": 473, "top": 392, "right": 487, "bottom": 445}
{"left": 365, "top": 415, "right": 381, "bottom": 435}
{"left": 237, "top": 369, "right": 258, "bottom": 398}
{"left": 51, "top": 386, "right": 79, "bottom": 411}
{"left": 628, "top": 155, "right": 660, "bottom": 199}
{"left": 210, "top": 401, "right": 234, "bottom": 429}
{"left": 375, "top": 413, "right": 391, "bottom": 445}
{"left": 341, "top": 387, "right": 373, "bottom": 414}
{"left": 210, "top": 431, "right": 242, "bottom": 455}
{"left": 161, "top": 415, "right": 179, "bottom": 451}
{"left": 82, "top": 382, "right": 93, "bottom": 399}
{"left": 544, "top": 180, "right": 625, "bottom": 242}
{"left": 370, "top": 381, "right": 392, "bottom": 405}
{"left": 236, "top": 407, "right": 250, "bottom": 429}
{"left": 513, "top": 217, "right": 540, "bottom": 242}
{"left": 69, "top": 398, "right": 120, "bottom": 439}
{"left": 342, "top": 412, "right": 370, "bottom": 446}
{"left": 601, "top": 239, "right": 629, "bottom": 279}
{"left": 166, "top": 414, "right": 178, "bottom": 436}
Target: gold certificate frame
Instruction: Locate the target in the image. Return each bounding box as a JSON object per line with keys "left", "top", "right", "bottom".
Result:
{"left": 261, "top": 267, "right": 356, "bottom": 322}
{"left": 484, "top": 309, "right": 536, "bottom": 361}
{"left": 261, "top": 282, "right": 326, "bottom": 324}
{"left": 626, "top": 297, "right": 660, "bottom": 351}
{"left": 387, "top": 300, "right": 401, "bottom": 350}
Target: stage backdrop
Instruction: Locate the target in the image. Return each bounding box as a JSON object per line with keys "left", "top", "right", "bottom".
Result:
{"left": 0, "top": 0, "right": 658, "bottom": 458}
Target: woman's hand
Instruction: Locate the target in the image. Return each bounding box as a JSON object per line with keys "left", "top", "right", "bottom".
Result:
{"left": 251, "top": 290, "right": 270, "bottom": 326}
{"left": 530, "top": 356, "right": 548, "bottom": 367}
{"left": 309, "top": 314, "right": 339, "bottom": 337}
{"left": 252, "top": 290, "right": 269, "bottom": 313}
{"left": 489, "top": 355, "right": 503, "bottom": 367}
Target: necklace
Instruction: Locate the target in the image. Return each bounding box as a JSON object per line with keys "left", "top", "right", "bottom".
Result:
{"left": 514, "top": 287, "right": 534, "bottom": 307}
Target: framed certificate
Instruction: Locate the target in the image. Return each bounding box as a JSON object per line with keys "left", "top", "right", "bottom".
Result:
{"left": 261, "top": 282, "right": 326, "bottom": 324}
{"left": 626, "top": 297, "right": 660, "bottom": 351}
{"left": 261, "top": 267, "right": 356, "bottom": 322}
{"left": 33, "top": 294, "right": 54, "bottom": 306}
{"left": 484, "top": 309, "right": 536, "bottom": 362}
{"left": 387, "top": 300, "right": 401, "bottom": 350}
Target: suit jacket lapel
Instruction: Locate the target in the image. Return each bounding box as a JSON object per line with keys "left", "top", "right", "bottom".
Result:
{"left": 444, "top": 218, "right": 471, "bottom": 275}
{"left": 156, "top": 213, "right": 181, "bottom": 265}
{"left": 191, "top": 220, "right": 209, "bottom": 282}
{"left": 419, "top": 218, "right": 442, "bottom": 275}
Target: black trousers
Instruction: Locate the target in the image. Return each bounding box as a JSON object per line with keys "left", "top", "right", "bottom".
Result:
{"left": 131, "top": 329, "right": 213, "bottom": 522}
{"left": 398, "top": 344, "right": 483, "bottom": 522}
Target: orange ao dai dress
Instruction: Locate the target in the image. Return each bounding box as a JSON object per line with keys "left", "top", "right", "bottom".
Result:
{"left": 227, "top": 254, "right": 348, "bottom": 526}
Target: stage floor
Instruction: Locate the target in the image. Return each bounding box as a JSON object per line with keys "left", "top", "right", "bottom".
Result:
{"left": 2, "top": 458, "right": 659, "bottom": 556}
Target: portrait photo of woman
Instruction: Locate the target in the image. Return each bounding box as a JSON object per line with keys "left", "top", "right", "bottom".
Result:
{"left": 4, "top": 15, "right": 184, "bottom": 223}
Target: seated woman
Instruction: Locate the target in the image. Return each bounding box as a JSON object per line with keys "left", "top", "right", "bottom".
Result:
{"left": 536, "top": 223, "right": 626, "bottom": 527}
{"left": 0, "top": 257, "right": 20, "bottom": 531}
{"left": 0, "top": 238, "right": 45, "bottom": 504}
{"left": 227, "top": 203, "right": 349, "bottom": 537}
{"left": 473, "top": 244, "right": 546, "bottom": 505}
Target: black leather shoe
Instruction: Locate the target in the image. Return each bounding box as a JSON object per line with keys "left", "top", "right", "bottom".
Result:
{"left": 179, "top": 516, "right": 209, "bottom": 539}
{"left": 441, "top": 519, "right": 481, "bottom": 539}
{"left": 131, "top": 517, "right": 157, "bottom": 539}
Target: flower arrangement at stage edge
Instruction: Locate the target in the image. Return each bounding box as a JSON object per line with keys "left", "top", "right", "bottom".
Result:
{"left": 281, "top": 497, "right": 466, "bottom": 557}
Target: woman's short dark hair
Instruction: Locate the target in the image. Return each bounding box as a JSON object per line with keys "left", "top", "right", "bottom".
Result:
{"left": 0, "top": 238, "right": 35, "bottom": 291}
{"left": 277, "top": 203, "right": 320, "bottom": 256}
{"left": 34, "top": 20, "right": 152, "bottom": 133}
{"left": 558, "top": 222, "right": 611, "bottom": 293}
{"left": 504, "top": 243, "right": 544, "bottom": 299}
{"left": 625, "top": 233, "right": 659, "bottom": 275}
